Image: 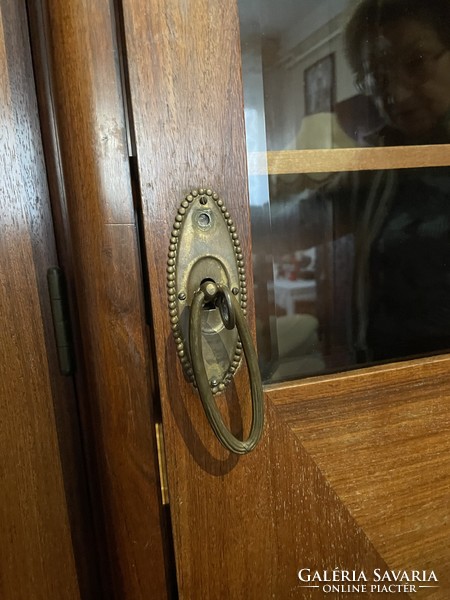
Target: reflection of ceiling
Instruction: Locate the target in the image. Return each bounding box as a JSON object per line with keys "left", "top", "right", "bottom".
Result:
{"left": 258, "top": 0, "right": 321, "bottom": 36}
{"left": 239, "top": 0, "right": 357, "bottom": 51}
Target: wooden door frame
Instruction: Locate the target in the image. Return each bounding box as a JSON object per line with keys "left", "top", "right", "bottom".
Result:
{"left": 26, "top": 0, "right": 175, "bottom": 598}
{"left": 118, "top": 0, "right": 450, "bottom": 597}
{"left": 24, "top": 0, "right": 450, "bottom": 597}
{"left": 1, "top": 1, "right": 101, "bottom": 597}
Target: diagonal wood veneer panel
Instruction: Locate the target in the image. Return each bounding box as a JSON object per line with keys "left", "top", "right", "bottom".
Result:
{"left": 269, "top": 356, "right": 450, "bottom": 598}
{"left": 163, "top": 394, "right": 402, "bottom": 598}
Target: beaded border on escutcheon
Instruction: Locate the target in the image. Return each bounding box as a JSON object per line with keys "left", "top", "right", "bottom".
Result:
{"left": 167, "top": 188, "right": 248, "bottom": 394}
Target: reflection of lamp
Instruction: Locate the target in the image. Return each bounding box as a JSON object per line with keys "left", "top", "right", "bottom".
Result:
{"left": 296, "top": 111, "right": 356, "bottom": 150}
{"left": 296, "top": 111, "right": 356, "bottom": 182}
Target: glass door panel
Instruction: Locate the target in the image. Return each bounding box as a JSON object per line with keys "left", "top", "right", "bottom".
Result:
{"left": 238, "top": 0, "right": 450, "bottom": 382}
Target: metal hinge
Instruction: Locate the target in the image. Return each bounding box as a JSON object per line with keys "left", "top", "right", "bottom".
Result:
{"left": 47, "top": 267, "right": 76, "bottom": 376}
{"left": 155, "top": 423, "right": 170, "bottom": 506}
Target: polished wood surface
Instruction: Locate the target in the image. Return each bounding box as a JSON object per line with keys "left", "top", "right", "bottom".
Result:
{"left": 249, "top": 145, "right": 450, "bottom": 175}
{"left": 121, "top": 0, "right": 257, "bottom": 595}
{"left": 0, "top": 2, "right": 81, "bottom": 598}
{"left": 269, "top": 355, "right": 450, "bottom": 597}
{"left": 121, "top": 0, "right": 450, "bottom": 598}
{"left": 31, "top": 0, "right": 171, "bottom": 598}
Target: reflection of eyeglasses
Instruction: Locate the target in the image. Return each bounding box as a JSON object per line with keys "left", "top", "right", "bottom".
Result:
{"left": 355, "top": 47, "right": 448, "bottom": 96}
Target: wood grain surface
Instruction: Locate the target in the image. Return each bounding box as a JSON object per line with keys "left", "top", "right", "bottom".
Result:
{"left": 15, "top": 0, "right": 448, "bottom": 596}
{"left": 269, "top": 356, "right": 450, "bottom": 599}
{"left": 248, "top": 145, "right": 450, "bottom": 175}
{"left": 0, "top": 1, "right": 82, "bottom": 598}
{"left": 120, "top": 0, "right": 450, "bottom": 598}
{"left": 31, "top": 0, "right": 172, "bottom": 598}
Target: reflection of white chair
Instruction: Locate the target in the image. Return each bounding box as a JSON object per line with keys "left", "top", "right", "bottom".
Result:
{"left": 274, "top": 278, "right": 316, "bottom": 315}
{"left": 271, "top": 313, "right": 325, "bottom": 381}
{"left": 254, "top": 251, "right": 325, "bottom": 381}
{"left": 276, "top": 314, "right": 318, "bottom": 356}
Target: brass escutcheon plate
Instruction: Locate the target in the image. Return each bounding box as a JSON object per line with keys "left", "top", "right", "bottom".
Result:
{"left": 167, "top": 188, "right": 248, "bottom": 393}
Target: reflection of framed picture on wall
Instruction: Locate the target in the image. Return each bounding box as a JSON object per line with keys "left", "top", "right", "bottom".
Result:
{"left": 304, "top": 54, "right": 335, "bottom": 115}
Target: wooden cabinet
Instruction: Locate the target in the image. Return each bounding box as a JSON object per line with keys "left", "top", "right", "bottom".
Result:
{"left": 4, "top": 1, "right": 450, "bottom": 599}
{"left": 1, "top": 2, "right": 99, "bottom": 598}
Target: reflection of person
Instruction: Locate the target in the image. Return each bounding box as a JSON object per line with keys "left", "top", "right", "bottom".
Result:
{"left": 274, "top": 0, "right": 450, "bottom": 364}
{"left": 345, "top": 0, "right": 450, "bottom": 145}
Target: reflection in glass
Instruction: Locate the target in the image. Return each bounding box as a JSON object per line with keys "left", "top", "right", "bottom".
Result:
{"left": 239, "top": 0, "right": 450, "bottom": 382}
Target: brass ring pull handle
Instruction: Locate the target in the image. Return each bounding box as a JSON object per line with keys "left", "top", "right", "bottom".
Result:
{"left": 189, "top": 281, "right": 264, "bottom": 454}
